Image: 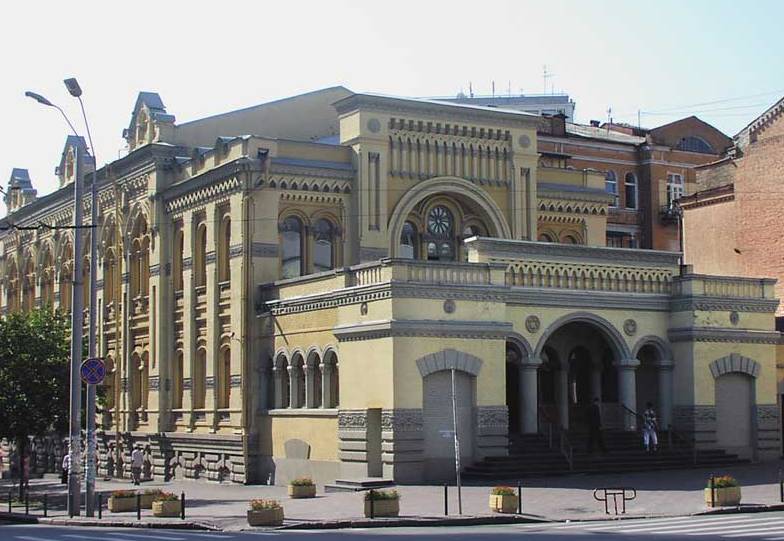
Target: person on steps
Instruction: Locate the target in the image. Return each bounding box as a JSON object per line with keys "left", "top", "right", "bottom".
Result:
{"left": 643, "top": 402, "right": 659, "bottom": 453}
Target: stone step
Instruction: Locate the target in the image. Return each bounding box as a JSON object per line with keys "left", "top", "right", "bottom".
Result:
{"left": 324, "top": 477, "right": 395, "bottom": 493}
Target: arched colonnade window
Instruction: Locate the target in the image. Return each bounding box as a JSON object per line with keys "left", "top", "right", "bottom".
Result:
{"left": 273, "top": 349, "right": 339, "bottom": 410}
{"left": 279, "top": 214, "right": 341, "bottom": 279}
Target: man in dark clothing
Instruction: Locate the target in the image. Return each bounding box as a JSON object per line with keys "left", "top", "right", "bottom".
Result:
{"left": 587, "top": 397, "right": 606, "bottom": 454}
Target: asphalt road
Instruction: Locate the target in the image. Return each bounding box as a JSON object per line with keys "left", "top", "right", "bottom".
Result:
{"left": 7, "top": 512, "right": 784, "bottom": 540}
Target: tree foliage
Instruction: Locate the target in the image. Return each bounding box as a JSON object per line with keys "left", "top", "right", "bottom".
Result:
{"left": 0, "top": 309, "right": 70, "bottom": 445}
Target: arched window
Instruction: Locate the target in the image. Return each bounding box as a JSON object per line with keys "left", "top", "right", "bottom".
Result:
{"left": 322, "top": 350, "right": 339, "bottom": 408}
{"left": 173, "top": 225, "right": 184, "bottom": 291}
{"left": 82, "top": 255, "right": 90, "bottom": 309}
{"left": 194, "top": 222, "right": 207, "bottom": 287}
{"left": 140, "top": 352, "right": 150, "bottom": 413}
{"left": 130, "top": 353, "right": 142, "bottom": 412}
{"left": 289, "top": 354, "right": 305, "bottom": 408}
{"left": 218, "top": 347, "right": 231, "bottom": 409}
{"left": 426, "top": 205, "right": 455, "bottom": 262}
{"left": 562, "top": 234, "right": 578, "bottom": 244}
{"left": 193, "top": 348, "right": 207, "bottom": 410}
{"left": 273, "top": 355, "right": 290, "bottom": 409}
{"left": 172, "top": 351, "right": 183, "bottom": 410}
{"left": 59, "top": 242, "right": 73, "bottom": 313}
{"left": 538, "top": 233, "right": 555, "bottom": 243}
{"left": 313, "top": 219, "right": 336, "bottom": 272}
{"left": 400, "top": 222, "right": 417, "bottom": 259}
{"left": 624, "top": 173, "right": 638, "bottom": 209}
{"left": 605, "top": 171, "right": 618, "bottom": 207}
{"left": 104, "top": 251, "right": 116, "bottom": 305}
{"left": 7, "top": 260, "right": 19, "bottom": 312}
{"left": 22, "top": 258, "right": 35, "bottom": 312}
{"left": 676, "top": 135, "right": 714, "bottom": 154}
{"left": 218, "top": 216, "right": 231, "bottom": 282}
{"left": 280, "top": 216, "right": 304, "bottom": 279}
{"left": 130, "top": 216, "right": 149, "bottom": 298}
{"left": 306, "top": 352, "right": 322, "bottom": 408}
{"left": 41, "top": 250, "right": 55, "bottom": 308}
{"left": 104, "top": 356, "right": 115, "bottom": 411}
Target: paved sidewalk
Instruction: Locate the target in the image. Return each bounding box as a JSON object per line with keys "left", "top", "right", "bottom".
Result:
{"left": 1, "top": 460, "right": 783, "bottom": 530}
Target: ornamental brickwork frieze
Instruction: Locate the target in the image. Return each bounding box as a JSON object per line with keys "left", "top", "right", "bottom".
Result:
{"left": 338, "top": 409, "right": 368, "bottom": 431}
{"left": 381, "top": 409, "right": 423, "bottom": 432}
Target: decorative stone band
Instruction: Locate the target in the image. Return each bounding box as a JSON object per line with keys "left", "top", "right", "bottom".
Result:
{"left": 709, "top": 353, "right": 760, "bottom": 379}
{"left": 671, "top": 297, "right": 779, "bottom": 314}
{"left": 149, "top": 264, "right": 160, "bottom": 277}
{"left": 182, "top": 257, "right": 193, "bottom": 269}
{"left": 338, "top": 409, "right": 368, "bottom": 431}
{"left": 183, "top": 378, "right": 192, "bottom": 390}
{"left": 613, "top": 358, "right": 641, "bottom": 370}
{"left": 205, "top": 376, "right": 215, "bottom": 388}
{"left": 148, "top": 376, "right": 160, "bottom": 391}
{"left": 230, "top": 374, "right": 242, "bottom": 388}
{"left": 205, "top": 251, "right": 217, "bottom": 265}
{"left": 334, "top": 319, "right": 513, "bottom": 342}
{"left": 381, "top": 409, "right": 424, "bottom": 432}
{"left": 415, "top": 349, "right": 483, "bottom": 377}
{"left": 668, "top": 327, "right": 781, "bottom": 344}
{"left": 228, "top": 244, "right": 243, "bottom": 259}
{"left": 251, "top": 242, "right": 278, "bottom": 258}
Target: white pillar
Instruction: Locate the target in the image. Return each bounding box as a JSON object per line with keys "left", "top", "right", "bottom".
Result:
{"left": 518, "top": 356, "right": 543, "bottom": 434}
{"left": 557, "top": 367, "right": 569, "bottom": 430}
{"left": 615, "top": 358, "right": 640, "bottom": 431}
{"left": 657, "top": 360, "right": 674, "bottom": 429}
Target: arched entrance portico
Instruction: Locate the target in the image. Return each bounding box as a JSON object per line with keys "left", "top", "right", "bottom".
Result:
{"left": 632, "top": 336, "right": 674, "bottom": 430}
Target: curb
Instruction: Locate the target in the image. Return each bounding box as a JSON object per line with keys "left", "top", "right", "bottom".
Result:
{"left": 0, "top": 512, "right": 219, "bottom": 531}
{"left": 695, "top": 503, "right": 784, "bottom": 516}
{"left": 275, "top": 514, "right": 550, "bottom": 530}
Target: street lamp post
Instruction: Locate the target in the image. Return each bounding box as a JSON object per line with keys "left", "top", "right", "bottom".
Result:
{"left": 25, "top": 82, "right": 99, "bottom": 516}
{"left": 64, "top": 78, "right": 99, "bottom": 517}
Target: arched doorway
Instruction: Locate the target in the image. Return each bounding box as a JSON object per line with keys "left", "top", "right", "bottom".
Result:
{"left": 710, "top": 354, "right": 759, "bottom": 460}
{"left": 535, "top": 314, "right": 632, "bottom": 432}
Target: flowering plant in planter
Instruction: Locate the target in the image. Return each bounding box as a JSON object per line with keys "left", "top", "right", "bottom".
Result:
{"left": 108, "top": 490, "right": 137, "bottom": 512}
{"left": 152, "top": 492, "right": 181, "bottom": 517}
{"left": 364, "top": 489, "right": 400, "bottom": 518}
{"left": 248, "top": 499, "right": 284, "bottom": 526}
{"left": 489, "top": 486, "right": 519, "bottom": 514}
{"left": 705, "top": 475, "right": 741, "bottom": 507}
{"left": 288, "top": 477, "right": 316, "bottom": 498}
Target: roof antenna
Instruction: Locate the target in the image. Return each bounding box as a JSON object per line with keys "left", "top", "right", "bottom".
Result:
{"left": 469, "top": 81, "right": 474, "bottom": 98}
{"left": 607, "top": 106, "right": 613, "bottom": 132}
{"left": 543, "top": 65, "right": 554, "bottom": 94}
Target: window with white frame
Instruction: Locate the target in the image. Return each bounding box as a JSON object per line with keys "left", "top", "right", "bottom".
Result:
{"left": 605, "top": 171, "right": 618, "bottom": 207}
{"left": 624, "top": 173, "right": 638, "bottom": 210}
{"left": 666, "top": 173, "right": 684, "bottom": 208}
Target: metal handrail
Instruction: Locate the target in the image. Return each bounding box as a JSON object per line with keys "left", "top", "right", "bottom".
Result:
{"left": 538, "top": 407, "right": 574, "bottom": 470}
{"left": 619, "top": 404, "right": 643, "bottom": 432}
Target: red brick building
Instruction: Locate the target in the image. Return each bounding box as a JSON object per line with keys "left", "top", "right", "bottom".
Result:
{"left": 681, "top": 96, "right": 784, "bottom": 314}
{"left": 538, "top": 115, "right": 731, "bottom": 250}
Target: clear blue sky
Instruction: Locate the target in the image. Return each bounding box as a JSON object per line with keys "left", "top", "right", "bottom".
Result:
{"left": 1, "top": 0, "right": 782, "bottom": 211}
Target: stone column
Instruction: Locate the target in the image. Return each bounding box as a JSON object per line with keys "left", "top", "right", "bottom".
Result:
{"left": 518, "top": 356, "right": 542, "bottom": 434}
{"left": 557, "top": 367, "right": 569, "bottom": 430}
{"left": 657, "top": 360, "right": 674, "bottom": 430}
{"left": 615, "top": 358, "right": 640, "bottom": 431}
{"left": 591, "top": 363, "right": 603, "bottom": 402}
{"left": 321, "top": 362, "right": 333, "bottom": 409}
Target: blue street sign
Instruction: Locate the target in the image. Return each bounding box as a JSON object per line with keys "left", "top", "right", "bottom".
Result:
{"left": 80, "top": 357, "right": 106, "bottom": 385}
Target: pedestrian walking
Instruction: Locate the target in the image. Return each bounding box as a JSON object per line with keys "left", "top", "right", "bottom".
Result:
{"left": 587, "top": 397, "right": 606, "bottom": 454}
{"left": 131, "top": 445, "right": 144, "bottom": 485}
{"left": 643, "top": 401, "right": 659, "bottom": 453}
{"left": 61, "top": 452, "right": 70, "bottom": 485}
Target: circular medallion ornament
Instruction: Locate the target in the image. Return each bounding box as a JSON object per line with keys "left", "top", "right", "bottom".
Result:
{"left": 360, "top": 302, "right": 368, "bottom": 316}
{"left": 623, "top": 319, "right": 637, "bottom": 336}
{"left": 443, "top": 299, "right": 456, "bottom": 314}
{"left": 518, "top": 134, "right": 531, "bottom": 148}
{"left": 729, "top": 311, "right": 740, "bottom": 326}
{"left": 367, "top": 118, "right": 381, "bottom": 133}
{"left": 525, "top": 315, "right": 541, "bottom": 333}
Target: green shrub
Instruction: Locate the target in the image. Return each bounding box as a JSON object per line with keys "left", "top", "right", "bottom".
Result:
{"left": 491, "top": 486, "right": 516, "bottom": 496}
{"left": 250, "top": 498, "right": 282, "bottom": 511}
{"left": 709, "top": 475, "right": 739, "bottom": 488}
{"left": 364, "top": 489, "right": 400, "bottom": 501}
{"left": 290, "top": 477, "right": 315, "bottom": 487}
{"left": 110, "top": 490, "right": 136, "bottom": 498}
{"left": 144, "top": 489, "right": 164, "bottom": 496}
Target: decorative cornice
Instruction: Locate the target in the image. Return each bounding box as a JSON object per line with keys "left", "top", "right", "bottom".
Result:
{"left": 467, "top": 237, "right": 681, "bottom": 268}
{"left": 668, "top": 327, "right": 781, "bottom": 344}
{"left": 670, "top": 296, "right": 779, "bottom": 314}
{"left": 333, "top": 319, "right": 512, "bottom": 342}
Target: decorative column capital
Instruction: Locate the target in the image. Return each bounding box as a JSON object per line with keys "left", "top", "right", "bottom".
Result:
{"left": 656, "top": 359, "right": 675, "bottom": 371}
{"left": 614, "top": 358, "right": 641, "bottom": 370}
{"left": 520, "top": 355, "right": 543, "bottom": 370}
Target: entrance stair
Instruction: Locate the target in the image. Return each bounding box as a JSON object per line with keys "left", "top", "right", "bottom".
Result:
{"left": 463, "top": 430, "right": 748, "bottom": 481}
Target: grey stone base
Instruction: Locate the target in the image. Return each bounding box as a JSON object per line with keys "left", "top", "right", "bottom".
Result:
{"left": 97, "top": 431, "right": 248, "bottom": 484}
{"left": 270, "top": 457, "right": 340, "bottom": 486}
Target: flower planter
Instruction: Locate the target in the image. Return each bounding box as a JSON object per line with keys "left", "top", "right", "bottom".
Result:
{"left": 704, "top": 486, "right": 741, "bottom": 507}
{"left": 363, "top": 498, "right": 399, "bottom": 518}
{"left": 108, "top": 496, "right": 136, "bottom": 513}
{"left": 140, "top": 493, "right": 157, "bottom": 509}
{"left": 247, "top": 508, "right": 284, "bottom": 526}
{"left": 489, "top": 493, "right": 519, "bottom": 513}
{"left": 288, "top": 484, "right": 316, "bottom": 499}
{"left": 152, "top": 499, "right": 182, "bottom": 517}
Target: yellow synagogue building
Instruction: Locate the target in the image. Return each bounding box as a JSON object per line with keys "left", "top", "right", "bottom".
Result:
{"left": 0, "top": 87, "right": 779, "bottom": 484}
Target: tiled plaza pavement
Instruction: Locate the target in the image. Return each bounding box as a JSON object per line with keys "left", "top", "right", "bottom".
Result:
{"left": 2, "top": 461, "right": 784, "bottom": 530}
